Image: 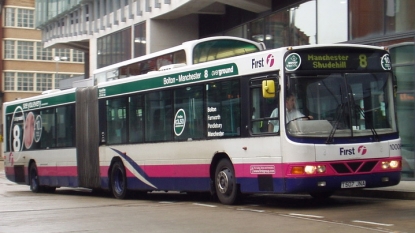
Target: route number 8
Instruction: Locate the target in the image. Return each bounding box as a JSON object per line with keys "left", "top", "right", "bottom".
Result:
{"left": 13, "top": 125, "right": 21, "bottom": 152}
{"left": 359, "top": 54, "right": 367, "bottom": 68}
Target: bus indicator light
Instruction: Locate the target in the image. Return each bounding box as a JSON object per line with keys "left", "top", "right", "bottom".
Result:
{"left": 291, "top": 166, "right": 304, "bottom": 174}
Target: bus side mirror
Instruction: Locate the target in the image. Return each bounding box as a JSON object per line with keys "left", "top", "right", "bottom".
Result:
{"left": 262, "top": 80, "right": 276, "bottom": 98}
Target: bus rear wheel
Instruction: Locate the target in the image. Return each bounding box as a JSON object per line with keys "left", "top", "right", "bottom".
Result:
{"left": 110, "top": 160, "right": 129, "bottom": 199}
{"left": 215, "top": 159, "right": 238, "bottom": 205}
{"left": 29, "top": 163, "right": 42, "bottom": 193}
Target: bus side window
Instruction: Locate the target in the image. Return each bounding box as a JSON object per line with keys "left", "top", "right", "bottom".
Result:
{"left": 145, "top": 90, "right": 173, "bottom": 142}
{"left": 56, "top": 105, "right": 75, "bottom": 147}
{"left": 250, "top": 81, "right": 279, "bottom": 134}
{"left": 106, "top": 97, "right": 127, "bottom": 144}
{"left": 174, "top": 85, "right": 204, "bottom": 141}
{"left": 206, "top": 80, "right": 241, "bottom": 137}
{"left": 129, "top": 95, "right": 144, "bottom": 143}
{"left": 40, "top": 108, "right": 56, "bottom": 148}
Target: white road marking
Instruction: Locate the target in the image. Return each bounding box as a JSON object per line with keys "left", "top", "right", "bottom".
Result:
{"left": 159, "top": 201, "right": 176, "bottom": 204}
{"left": 193, "top": 203, "right": 217, "bottom": 208}
{"left": 289, "top": 213, "right": 324, "bottom": 218}
{"left": 236, "top": 208, "right": 265, "bottom": 213}
{"left": 352, "top": 220, "right": 394, "bottom": 227}
{"left": 280, "top": 214, "right": 392, "bottom": 233}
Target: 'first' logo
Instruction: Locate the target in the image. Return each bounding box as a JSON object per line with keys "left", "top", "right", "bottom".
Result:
{"left": 358, "top": 145, "right": 367, "bottom": 155}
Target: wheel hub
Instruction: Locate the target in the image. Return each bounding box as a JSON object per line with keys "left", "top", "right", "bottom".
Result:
{"left": 217, "top": 169, "right": 233, "bottom": 194}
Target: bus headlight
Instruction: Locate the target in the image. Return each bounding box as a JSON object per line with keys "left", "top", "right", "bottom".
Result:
{"left": 291, "top": 165, "right": 327, "bottom": 175}
{"left": 389, "top": 160, "right": 400, "bottom": 169}
{"left": 304, "top": 166, "right": 316, "bottom": 174}
{"left": 381, "top": 160, "right": 400, "bottom": 169}
{"left": 317, "top": 165, "right": 326, "bottom": 173}
{"left": 304, "top": 165, "right": 326, "bottom": 174}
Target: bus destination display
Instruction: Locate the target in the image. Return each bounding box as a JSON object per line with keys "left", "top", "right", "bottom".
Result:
{"left": 285, "top": 48, "right": 391, "bottom": 72}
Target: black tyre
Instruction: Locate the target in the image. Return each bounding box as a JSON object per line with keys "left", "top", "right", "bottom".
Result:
{"left": 309, "top": 191, "right": 334, "bottom": 199}
{"left": 214, "top": 159, "right": 238, "bottom": 205}
{"left": 43, "top": 186, "right": 56, "bottom": 193}
{"left": 29, "top": 163, "right": 42, "bottom": 193}
{"left": 110, "top": 161, "right": 129, "bottom": 199}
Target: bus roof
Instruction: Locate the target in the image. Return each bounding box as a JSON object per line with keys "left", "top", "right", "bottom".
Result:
{"left": 93, "top": 36, "right": 265, "bottom": 75}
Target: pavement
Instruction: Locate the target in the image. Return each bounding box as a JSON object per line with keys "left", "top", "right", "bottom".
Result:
{"left": 0, "top": 158, "right": 414, "bottom": 200}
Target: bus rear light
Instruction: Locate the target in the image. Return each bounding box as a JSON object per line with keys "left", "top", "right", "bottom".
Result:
{"left": 381, "top": 160, "right": 400, "bottom": 169}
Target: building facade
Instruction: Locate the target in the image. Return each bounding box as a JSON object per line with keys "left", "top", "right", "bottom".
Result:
{"left": 0, "top": 0, "right": 85, "bottom": 155}
{"left": 2, "top": 0, "right": 85, "bottom": 102}
{"left": 12, "top": 0, "right": 415, "bottom": 179}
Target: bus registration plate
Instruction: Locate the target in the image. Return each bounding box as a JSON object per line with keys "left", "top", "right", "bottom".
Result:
{"left": 341, "top": 180, "right": 366, "bottom": 188}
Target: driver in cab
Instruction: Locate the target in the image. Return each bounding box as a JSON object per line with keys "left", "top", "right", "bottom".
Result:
{"left": 268, "top": 91, "right": 313, "bottom": 132}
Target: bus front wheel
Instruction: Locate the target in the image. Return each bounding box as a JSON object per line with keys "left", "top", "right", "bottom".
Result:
{"left": 215, "top": 159, "right": 238, "bottom": 205}
{"left": 110, "top": 160, "right": 129, "bottom": 199}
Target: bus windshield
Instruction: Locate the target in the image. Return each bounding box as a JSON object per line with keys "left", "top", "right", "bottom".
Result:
{"left": 285, "top": 72, "right": 396, "bottom": 141}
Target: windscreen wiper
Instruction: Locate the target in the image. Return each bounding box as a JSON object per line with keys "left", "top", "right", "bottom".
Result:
{"left": 355, "top": 104, "right": 379, "bottom": 141}
{"left": 326, "top": 103, "right": 345, "bottom": 144}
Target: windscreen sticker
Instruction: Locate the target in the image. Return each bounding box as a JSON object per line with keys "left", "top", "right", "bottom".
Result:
{"left": 381, "top": 54, "right": 391, "bottom": 70}
{"left": 174, "top": 109, "right": 186, "bottom": 136}
{"left": 285, "top": 53, "right": 301, "bottom": 71}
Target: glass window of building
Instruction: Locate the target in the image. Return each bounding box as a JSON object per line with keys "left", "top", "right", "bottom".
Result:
{"left": 264, "top": 10, "right": 289, "bottom": 48}
{"left": 288, "top": 0, "right": 316, "bottom": 45}
{"left": 73, "top": 50, "right": 84, "bottom": 62}
{"left": 389, "top": 41, "right": 415, "bottom": 179}
{"left": 4, "top": 40, "right": 15, "bottom": 59}
{"left": 17, "top": 73, "right": 34, "bottom": 91}
{"left": 98, "top": 28, "right": 132, "bottom": 68}
{"left": 36, "top": 42, "right": 53, "bottom": 61}
{"left": 247, "top": 0, "right": 316, "bottom": 49}
{"left": 349, "top": 0, "right": 385, "bottom": 40}
{"left": 17, "top": 41, "right": 34, "bottom": 60}
{"left": 17, "top": 8, "right": 35, "bottom": 28}
{"left": 4, "top": 72, "right": 15, "bottom": 91}
{"left": 4, "top": 8, "right": 15, "bottom": 27}
{"left": 36, "top": 73, "right": 53, "bottom": 91}
{"left": 224, "top": 25, "right": 247, "bottom": 38}
{"left": 385, "top": 0, "right": 415, "bottom": 34}
{"left": 55, "top": 48, "right": 70, "bottom": 61}
{"left": 134, "top": 22, "right": 146, "bottom": 58}
{"left": 348, "top": 0, "right": 415, "bottom": 40}
{"left": 4, "top": 7, "right": 35, "bottom": 28}
{"left": 249, "top": 18, "right": 265, "bottom": 43}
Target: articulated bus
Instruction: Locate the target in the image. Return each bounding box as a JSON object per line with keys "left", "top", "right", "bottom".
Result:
{"left": 3, "top": 38, "right": 401, "bottom": 205}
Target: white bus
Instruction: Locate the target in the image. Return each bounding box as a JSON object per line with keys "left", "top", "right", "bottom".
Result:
{"left": 3, "top": 38, "right": 401, "bottom": 205}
